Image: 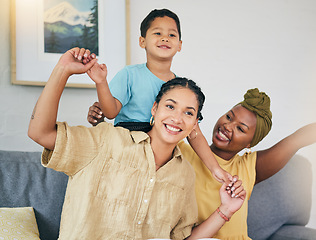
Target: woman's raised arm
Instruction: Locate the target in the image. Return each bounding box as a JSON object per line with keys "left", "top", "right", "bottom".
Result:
{"left": 28, "top": 48, "right": 97, "bottom": 150}
{"left": 256, "top": 122, "right": 316, "bottom": 183}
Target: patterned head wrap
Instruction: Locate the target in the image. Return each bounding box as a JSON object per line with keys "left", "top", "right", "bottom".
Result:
{"left": 239, "top": 88, "right": 272, "bottom": 147}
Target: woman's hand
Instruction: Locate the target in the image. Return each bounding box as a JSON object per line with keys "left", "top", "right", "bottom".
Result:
{"left": 57, "top": 47, "right": 97, "bottom": 77}
{"left": 187, "top": 176, "right": 246, "bottom": 239}
{"left": 220, "top": 175, "right": 246, "bottom": 219}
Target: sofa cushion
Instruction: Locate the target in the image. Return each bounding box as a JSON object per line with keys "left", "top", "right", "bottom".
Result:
{"left": 269, "top": 225, "right": 316, "bottom": 240}
{"left": 0, "top": 207, "right": 40, "bottom": 239}
{"left": 247, "top": 155, "right": 312, "bottom": 240}
{"left": 0, "top": 150, "right": 68, "bottom": 240}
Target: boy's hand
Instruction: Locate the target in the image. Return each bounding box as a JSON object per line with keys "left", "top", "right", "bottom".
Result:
{"left": 87, "top": 62, "right": 108, "bottom": 84}
{"left": 212, "top": 166, "right": 233, "bottom": 185}
{"left": 87, "top": 102, "right": 105, "bottom": 126}
{"left": 57, "top": 47, "right": 97, "bottom": 76}
{"left": 219, "top": 176, "right": 246, "bottom": 218}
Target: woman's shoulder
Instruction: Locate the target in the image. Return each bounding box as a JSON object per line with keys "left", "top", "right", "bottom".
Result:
{"left": 224, "top": 152, "right": 257, "bottom": 172}
{"left": 94, "top": 122, "right": 136, "bottom": 143}
{"left": 178, "top": 141, "right": 196, "bottom": 157}
{"left": 238, "top": 151, "right": 257, "bottom": 162}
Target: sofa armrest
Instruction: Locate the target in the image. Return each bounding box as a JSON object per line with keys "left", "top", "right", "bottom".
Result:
{"left": 248, "top": 154, "right": 313, "bottom": 240}
{"left": 268, "top": 225, "right": 316, "bottom": 240}
{"left": 0, "top": 150, "right": 68, "bottom": 240}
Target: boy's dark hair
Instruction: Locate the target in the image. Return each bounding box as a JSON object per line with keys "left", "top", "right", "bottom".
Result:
{"left": 155, "top": 77, "right": 205, "bottom": 121}
{"left": 140, "top": 9, "right": 181, "bottom": 40}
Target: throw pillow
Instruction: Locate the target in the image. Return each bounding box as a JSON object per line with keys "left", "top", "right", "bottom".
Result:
{"left": 0, "top": 207, "right": 40, "bottom": 240}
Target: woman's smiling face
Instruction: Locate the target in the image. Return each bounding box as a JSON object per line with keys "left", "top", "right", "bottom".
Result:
{"left": 150, "top": 87, "right": 199, "bottom": 145}
{"left": 211, "top": 104, "right": 257, "bottom": 159}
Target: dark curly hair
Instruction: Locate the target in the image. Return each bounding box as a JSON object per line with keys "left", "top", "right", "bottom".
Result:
{"left": 155, "top": 77, "right": 205, "bottom": 121}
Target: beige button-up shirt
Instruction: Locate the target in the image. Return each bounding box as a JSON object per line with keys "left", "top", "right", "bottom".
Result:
{"left": 42, "top": 122, "right": 197, "bottom": 240}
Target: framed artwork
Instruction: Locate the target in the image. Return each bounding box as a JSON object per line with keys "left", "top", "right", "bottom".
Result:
{"left": 11, "top": 0, "right": 130, "bottom": 88}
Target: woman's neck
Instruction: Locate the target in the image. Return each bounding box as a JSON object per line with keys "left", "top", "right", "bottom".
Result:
{"left": 210, "top": 144, "right": 237, "bottom": 161}
{"left": 147, "top": 132, "right": 177, "bottom": 170}
{"left": 146, "top": 60, "right": 174, "bottom": 82}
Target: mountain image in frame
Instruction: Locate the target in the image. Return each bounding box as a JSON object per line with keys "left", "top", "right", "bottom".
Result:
{"left": 44, "top": 0, "right": 99, "bottom": 55}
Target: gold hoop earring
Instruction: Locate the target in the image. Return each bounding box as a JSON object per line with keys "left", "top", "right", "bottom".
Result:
{"left": 188, "top": 129, "right": 197, "bottom": 140}
{"left": 245, "top": 148, "right": 252, "bottom": 154}
{"left": 150, "top": 116, "right": 155, "bottom": 126}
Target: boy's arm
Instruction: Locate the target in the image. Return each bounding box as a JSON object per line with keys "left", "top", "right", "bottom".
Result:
{"left": 188, "top": 124, "right": 232, "bottom": 184}
{"left": 28, "top": 48, "right": 97, "bottom": 150}
{"left": 87, "top": 63, "right": 122, "bottom": 119}
{"left": 256, "top": 122, "right": 316, "bottom": 184}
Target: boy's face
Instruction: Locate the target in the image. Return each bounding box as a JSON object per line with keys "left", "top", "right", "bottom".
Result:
{"left": 139, "top": 16, "right": 182, "bottom": 61}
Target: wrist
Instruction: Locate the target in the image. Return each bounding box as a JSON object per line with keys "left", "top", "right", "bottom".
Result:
{"left": 54, "top": 63, "right": 73, "bottom": 77}
{"left": 211, "top": 163, "right": 221, "bottom": 170}
{"left": 218, "top": 205, "right": 233, "bottom": 220}
{"left": 95, "top": 79, "right": 108, "bottom": 86}
{"left": 51, "top": 64, "right": 73, "bottom": 85}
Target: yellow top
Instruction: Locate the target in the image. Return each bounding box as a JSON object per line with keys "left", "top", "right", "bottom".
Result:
{"left": 42, "top": 122, "right": 198, "bottom": 240}
{"left": 179, "top": 141, "right": 257, "bottom": 240}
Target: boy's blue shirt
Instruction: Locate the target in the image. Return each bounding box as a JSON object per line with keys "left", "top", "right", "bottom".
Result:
{"left": 109, "top": 63, "right": 166, "bottom": 125}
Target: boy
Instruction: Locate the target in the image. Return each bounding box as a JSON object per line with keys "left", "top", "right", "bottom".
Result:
{"left": 87, "top": 9, "right": 232, "bottom": 184}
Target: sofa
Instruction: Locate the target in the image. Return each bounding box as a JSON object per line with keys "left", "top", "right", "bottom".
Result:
{"left": 248, "top": 154, "right": 316, "bottom": 240}
{"left": 0, "top": 150, "right": 68, "bottom": 240}
{"left": 0, "top": 149, "right": 315, "bottom": 240}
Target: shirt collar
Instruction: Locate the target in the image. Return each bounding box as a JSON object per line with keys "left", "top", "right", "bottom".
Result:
{"left": 173, "top": 144, "right": 182, "bottom": 159}
{"left": 131, "top": 131, "right": 150, "bottom": 144}
{"left": 131, "top": 131, "right": 183, "bottom": 161}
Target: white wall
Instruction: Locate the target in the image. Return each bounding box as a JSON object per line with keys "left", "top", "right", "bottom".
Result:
{"left": 1, "top": 0, "right": 315, "bottom": 228}
{"left": 0, "top": 0, "right": 99, "bottom": 151}
{"left": 128, "top": 0, "right": 316, "bottom": 228}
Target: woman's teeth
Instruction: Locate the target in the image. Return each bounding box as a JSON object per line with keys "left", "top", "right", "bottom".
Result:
{"left": 219, "top": 130, "right": 229, "bottom": 140}
{"left": 166, "top": 124, "right": 181, "bottom": 132}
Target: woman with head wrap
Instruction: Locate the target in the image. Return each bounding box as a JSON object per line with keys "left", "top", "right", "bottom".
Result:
{"left": 179, "top": 88, "right": 316, "bottom": 240}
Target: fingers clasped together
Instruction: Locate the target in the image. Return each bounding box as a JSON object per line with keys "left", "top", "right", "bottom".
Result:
{"left": 226, "top": 176, "right": 245, "bottom": 199}
{"left": 66, "top": 47, "right": 108, "bottom": 83}
{"left": 71, "top": 47, "right": 96, "bottom": 64}
{"left": 219, "top": 175, "right": 246, "bottom": 218}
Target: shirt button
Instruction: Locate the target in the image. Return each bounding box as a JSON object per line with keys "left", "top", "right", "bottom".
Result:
{"left": 144, "top": 199, "right": 148, "bottom": 203}
{"left": 150, "top": 178, "right": 154, "bottom": 183}
{"left": 138, "top": 221, "right": 141, "bottom": 225}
